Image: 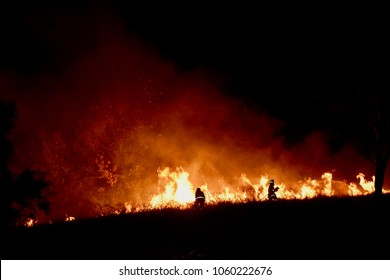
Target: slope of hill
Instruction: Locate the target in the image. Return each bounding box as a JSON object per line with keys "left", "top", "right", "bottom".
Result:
{"left": 2, "top": 195, "right": 390, "bottom": 260}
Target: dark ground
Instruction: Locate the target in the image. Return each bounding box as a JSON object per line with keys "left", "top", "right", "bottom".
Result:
{"left": 2, "top": 194, "right": 390, "bottom": 260}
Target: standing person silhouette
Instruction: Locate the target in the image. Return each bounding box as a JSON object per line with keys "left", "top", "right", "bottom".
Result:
{"left": 268, "top": 179, "right": 279, "bottom": 201}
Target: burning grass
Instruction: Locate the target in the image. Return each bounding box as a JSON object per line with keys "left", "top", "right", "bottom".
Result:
{"left": 17, "top": 166, "right": 389, "bottom": 227}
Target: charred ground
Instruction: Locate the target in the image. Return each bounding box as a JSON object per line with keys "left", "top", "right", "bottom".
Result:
{"left": 2, "top": 194, "right": 390, "bottom": 260}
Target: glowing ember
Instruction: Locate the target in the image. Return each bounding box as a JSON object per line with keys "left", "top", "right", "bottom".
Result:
{"left": 24, "top": 218, "right": 36, "bottom": 227}
{"left": 65, "top": 215, "right": 75, "bottom": 222}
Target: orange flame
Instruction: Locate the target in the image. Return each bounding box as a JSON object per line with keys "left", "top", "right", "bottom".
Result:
{"left": 24, "top": 167, "right": 389, "bottom": 227}
{"left": 24, "top": 218, "right": 37, "bottom": 227}
{"left": 150, "top": 167, "right": 195, "bottom": 208}
{"left": 65, "top": 215, "right": 75, "bottom": 222}
{"left": 143, "top": 167, "right": 387, "bottom": 213}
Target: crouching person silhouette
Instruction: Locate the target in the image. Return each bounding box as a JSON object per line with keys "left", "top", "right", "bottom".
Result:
{"left": 193, "top": 187, "right": 206, "bottom": 209}
{"left": 268, "top": 179, "right": 279, "bottom": 201}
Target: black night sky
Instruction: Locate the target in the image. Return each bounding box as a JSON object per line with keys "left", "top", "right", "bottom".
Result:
{"left": 1, "top": 2, "right": 387, "bottom": 132}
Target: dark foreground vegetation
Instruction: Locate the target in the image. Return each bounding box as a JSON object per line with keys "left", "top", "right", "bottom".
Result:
{"left": 2, "top": 194, "right": 390, "bottom": 260}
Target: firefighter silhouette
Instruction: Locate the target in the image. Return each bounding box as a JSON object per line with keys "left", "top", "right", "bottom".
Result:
{"left": 194, "top": 187, "right": 206, "bottom": 209}
{"left": 268, "top": 179, "right": 279, "bottom": 201}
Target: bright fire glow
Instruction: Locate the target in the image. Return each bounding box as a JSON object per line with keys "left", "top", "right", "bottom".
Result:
{"left": 150, "top": 167, "right": 195, "bottom": 208}
{"left": 23, "top": 167, "right": 389, "bottom": 227}
{"left": 65, "top": 215, "right": 75, "bottom": 222}
{"left": 144, "top": 167, "right": 387, "bottom": 211}
{"left": 24, "top": 218, "right": 37, "bottom": 227}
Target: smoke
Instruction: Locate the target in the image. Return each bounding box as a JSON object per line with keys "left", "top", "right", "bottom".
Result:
{"left": 1, "top": 4, "right": 374, "bottom": 222}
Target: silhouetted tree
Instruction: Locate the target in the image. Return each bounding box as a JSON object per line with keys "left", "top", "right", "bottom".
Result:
{"left": 0, "top": 96, "right": 17, "bottom": 227}
{"left": 0, "top": 97, "right": 16, "bottom": 174}
{"left": 9, "top": 169, "right": 50, "bottom": 226}
{"left": 353, "top": 90, "right": 390, "bottom": 197}
{"left": 1, "top": 96, "right": 50, "bottom": 227}
{"left": 324, "top": 76, "right": 390, "bottom": 198}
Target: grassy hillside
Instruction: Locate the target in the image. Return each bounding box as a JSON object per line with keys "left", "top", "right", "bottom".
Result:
{"left": 2, "top": 194, "right": 390, "bottom": 260}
